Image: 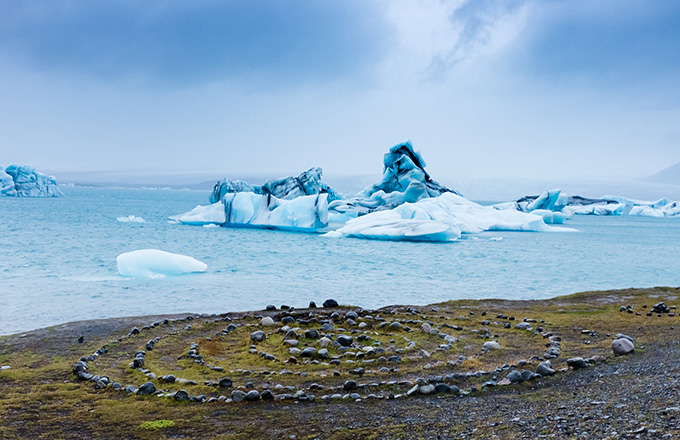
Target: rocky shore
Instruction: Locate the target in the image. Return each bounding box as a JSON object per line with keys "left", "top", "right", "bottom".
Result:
{"left": 1, "top": 287, "right": 679, "bottom": 439}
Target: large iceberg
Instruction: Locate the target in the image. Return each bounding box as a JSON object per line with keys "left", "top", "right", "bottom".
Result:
{"left": 328, "top": 142, "right": 460, "bottom": 221}
{"left": 210, "top": 167, "right": 340, "bottom": 204}
{"left": 0, "top": 164, "right": 64, "bottom": 197}
{"left": 173, "top": 192, "right": 329, "bottom": 231}
{"left": 175, "top": 141, "right": 571, "bottom": 242}
{"left": 328, "top": 193, "right": 560, "bottom": 242}
{"left": 117, "top": 249, "right": 207, "bottom": 278}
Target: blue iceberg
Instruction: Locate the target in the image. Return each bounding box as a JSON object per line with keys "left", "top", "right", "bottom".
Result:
{"left": 0, "top": 164, "right": 64, "bottom": 197}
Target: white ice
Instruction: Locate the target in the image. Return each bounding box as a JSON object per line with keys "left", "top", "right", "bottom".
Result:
{"left": 117, "top": 249, "right": 207, "bottom": 278}
{"left": 329, "top": 193, "right": 569, "bottom": 242}
{"left": 117, "top": 215, "right": 145, "bottom": 223}
{"left": 173, "top": 192, "right": 328, "bottom": 231}
{"left": 629, "top": 201, "right": 680, "bottom": 217}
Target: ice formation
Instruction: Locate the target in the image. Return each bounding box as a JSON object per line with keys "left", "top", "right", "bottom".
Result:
{"left": 327, "top": 193, "right": 561, "bottom": 242}
{"left": 210, "top": 167, "right": 340, "bottom": 204}
{"left": 175, "top": 141, "right": 576, "bottom": 242}
{"left": 514, "top": 189, "right": 623, "bottom": 215}
{"left": 629, "top": 201, "right": 680, "bottom": 218}
{"left": 117, "top": 215, "right": 146, "bottom": 223}
{"left": 173, "top": 193, "right": 328, "bottom": 231}
{"left": 117, "top": 249, "right": 207, "bottom": 278}
{"left": 0, "top": 164, "right": 64, "bottom": 197}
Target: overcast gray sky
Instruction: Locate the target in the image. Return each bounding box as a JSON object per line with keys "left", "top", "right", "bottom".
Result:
{"left": 1, "top": 0, "right": 679, "bottom": 181}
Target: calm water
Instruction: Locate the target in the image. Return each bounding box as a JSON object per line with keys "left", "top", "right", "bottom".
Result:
{"left": 1, "top": 187, "right": 679, "bottom": 335}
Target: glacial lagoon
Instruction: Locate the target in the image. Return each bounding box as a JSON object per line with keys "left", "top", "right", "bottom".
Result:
{"left": 2, "top": 185, "right": 679, "bottom": 335}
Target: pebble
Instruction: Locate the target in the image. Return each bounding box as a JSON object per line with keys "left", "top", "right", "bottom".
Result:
{"left": 137, "top": 382, "right": 156, "bottom": 396}
{"left": 245, "top": 390, "right": 260, "bottom": 401}
{"left": 567, "top": 357, "right": 587, "bottom": 369}
{"left": 482, "top": 341, "right": 500, "bottom": 350}
{"left": 219, "top": 377, "right": 233, "bottom": 388}
{"left": 612, "top": 338, "right": 635, "bottom": 356}
{"left": 336, "top": 335, "right": 353, "bottom": 347}
{"left": 174, "top": 390, "right": 189, "bottom": 401}
{"left": 536, "top": 361, "right": 556, "bottom": 376}
{"left": 232, "top": 390, "right": 246, "bottom": 403}
{"left": 419, "top": 385, "right": 436, "bottom": 395}
{"left": 344, "top": 380, "right": 357, "bottom": 391}
{"left": 260, "top": 317, "right": 275, "bottom": 326}
{"left": 251, "top": 331, "right": 266, "bottom": 342}
{"left": 323, "top": 299, "right": 339, "bottom": 308}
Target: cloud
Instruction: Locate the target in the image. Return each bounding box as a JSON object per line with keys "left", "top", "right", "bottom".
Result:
{"left": 0, "top": 0, "right": 391, "bottom": 88}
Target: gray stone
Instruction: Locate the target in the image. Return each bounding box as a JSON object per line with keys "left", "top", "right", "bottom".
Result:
{"left": 251, "top": 331, "right": 266, "bottom": 342}
{"left": 261, "top": 389, "right": 274, "bottom": 400}
{"left": 219, "top": 377, "right": 233, "bottom": 388}
{"left": 174, "top": 389, "right": 189, "bottom": 401}
{"left": 232, "top": 390, "right": 246, "bottom": 403}
{"left": 245, "top": 390, "right": 260, "bottom": 401}
{"left": 320, "top": 323, "right": 335, "bottom": 332}
{"left": 323, "top": 299, "right": 339, "bottom": 308}
{"left": 616, "top": 333, "right": 635, "bottom": 343}
{"left": 419, "top": 385, "right": 436, "bottom": 395}
{"left": 317, "top": 348, "right": 329, "bottom": 359}
{"left": 536, "top": 361, "right": 555, "bottom": 376}
{"left": 345, "top": 311, "right": 359, "bottom": 320}
{"left": 612, "top": 338, "right": 634, "bottom": 356}
{"left": 434, "top": 383, "right": 450, "bottom": 394}
{"left": 337, "top": 335, "right": 353, "bottom": 347}
{"left": 567, "top": 357, "right": 587, "bottom": 369}
{"left": 300, "top": 347, "right": 316, "bottom": 358}
{"left": 515, "top": 322, "right": 532, "bottom": 330}
{"left": 507, "top": 370, "right": 524, "bottom": 384}
{"left": 305, "top": 329, "right": 320, "bottom": 339}
{"left": 260, "top": 317, "right": 275, "bottom": 326}
{"left": 343, "top": 380, "right": 357, "bottom": 391}
{"left": 137, "top": 382, "right": 156, "bottom": 396}
{"left": 482, "top": 341, "right": 500, "bottom": 350}
{"left": 388, "top": 322, "right": 403, "bottom": 331}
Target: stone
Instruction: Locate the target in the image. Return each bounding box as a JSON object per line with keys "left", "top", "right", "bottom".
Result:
{"left": 515, "top": 322, "right": 532, "bottom": 330}
{"left": 300, "top": 347, "right": 316, "bottom": 358}
{"left": 232, "top": 390, "right": 246, "bottom": 403}
{"left": 320, "top": 323, "right": 335, "bottom": 332}
{"left": 482, "top": 341, "right": 500, "bottom": 350}
{"left": 160, "top": 374, "right": 176, "bottom": 383}
{"left": 219, "top": 377, "right": 233, "bottom": 388}
{"left": 317, "top": 348, "right": 329, "bottom": 359}
{"left": 343, "top": 380, "right": 357, "bottom": 391}
{"left": 388, "top": 322, "right": 402, "bottom": 331}
{"left": 567, "top": 357, "right": 587, "bottom": 369}
{"left": 260, "top": 317, "right": 275, "bottom": 326}
{"left": 507, "top": 370, "right": 524, "bottom": 384}
{"left": 336, "top": 335, "right": 353, "bottom": 347}
{"left": 261, "top": 389, "right": 274, "bottom": 400}
{"left": 251, "top": 331, "right": 266, "bottom": 342}
{"left": 434, "top": 383, "right": 450, "bottom": 393}
{"left": 112, "top": 382, "right": 122, "bottom": 390}
{"left": 137, "top": 382, "right": 156, "bottom": 396}
{"left": 174, "top": 389, "right": 189, "bottom": 401}
{"left": 612, "top": 338, "right": 634, "bottom": 356}
{"left": 245, "top": 390, "right": 260, "bottom": 401}
{"left": 318, "top": 337, "right": 332, "bottom": 347}
{"left": 323, "top": 299, "right": 339, "bottom": 308}
{"left": 536, "top": 361, "right": 555, "bottom": 376}
{"left": 520, "top": 370, "right": 534, "bottom": 381}
{"left": 305, "top": 329, "right": 320, "bottom": 339}
{"left": 419, "top": 385, "right": 436, "bottom": 395}
{"left": 309, "top": 301, "right": 317, "bottom": 308}
{"left": 345, "top": 310, "right": 359, "bottom": 320}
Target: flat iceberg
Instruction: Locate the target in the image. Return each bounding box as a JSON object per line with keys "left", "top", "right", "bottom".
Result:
{"left": 330, "top": 193, "right": 564, "bottom": 242}
{"left": 117, "top": 215, "right": 145, "bottom": 223}
{"left": 0, "top": 164, "right": 64, "bottom": 197}
{"left": 629, "top": 201, "right": 680, "bottom": 217}
{"left": 117, "top": 249, "right": 207, "bottom": 278}
{"left": 514, "top": 189, "right": 624, "bottom": 216}
{"left": 173, "top": 192, "right": 329, "bottom": 231}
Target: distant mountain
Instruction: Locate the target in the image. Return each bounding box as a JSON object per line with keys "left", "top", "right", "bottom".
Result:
{"left": 648, "top": 162, "right": 680, "bottom": 185}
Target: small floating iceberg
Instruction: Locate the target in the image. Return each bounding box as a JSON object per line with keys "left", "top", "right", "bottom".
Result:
{"left": 117, "top": 215, "right": 145, "bottom": 223}
{"left": 117, "top": 249, "right": 207, "bottom": 278}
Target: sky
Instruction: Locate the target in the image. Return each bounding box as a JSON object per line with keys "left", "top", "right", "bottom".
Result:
{"left": 1, "top": 0, "right": 679, "bottom": 182}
